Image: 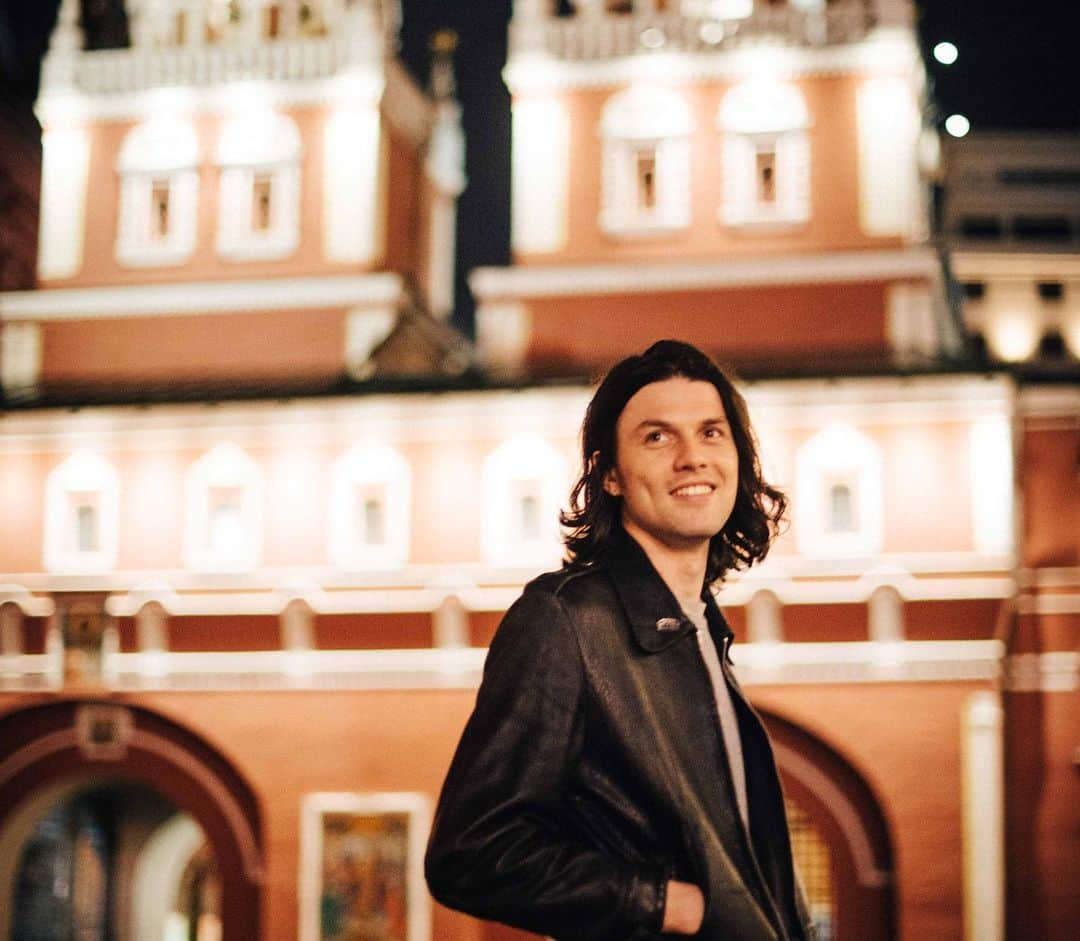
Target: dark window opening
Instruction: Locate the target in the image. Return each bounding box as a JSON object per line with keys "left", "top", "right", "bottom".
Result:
{"left": 961, "top": 281, "right": 985, "bottom": 300}
{"left": 1013, "top": 215, "right": 1071, "bottom": 241}
{"left": 1038, "top": 331, "right": 1066, "bottom": 359}
{"left": 959, "top": 215, "right": 1003, "bottom": 239}
{"left": 1037, "top": 281, "right": 1064, "bottom": 301}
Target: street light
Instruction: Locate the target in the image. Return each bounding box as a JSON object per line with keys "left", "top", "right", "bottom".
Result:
{"left": 933, "top": 41, "right": 959, "bottom": 65}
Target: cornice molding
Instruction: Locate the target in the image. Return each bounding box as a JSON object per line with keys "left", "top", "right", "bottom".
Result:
{"left": 504, "top": 29, "right": 919, "bottom": 92}
{"left": 0, "top": 273, "right": 406, "bottom": 321}
{"left": 470, "top": 248, "right": 940, "bottom": 300}
{"left": 0, "top": 640, "right": 1012, "bottom": 692}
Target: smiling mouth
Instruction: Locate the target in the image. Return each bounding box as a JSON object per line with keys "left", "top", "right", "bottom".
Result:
{"left": 670, "top": 483, "right": 714, "bottom": 497}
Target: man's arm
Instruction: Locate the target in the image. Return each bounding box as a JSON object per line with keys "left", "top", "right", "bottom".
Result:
{"left": 424, "top": 587, "right": 671, "bottom": 940}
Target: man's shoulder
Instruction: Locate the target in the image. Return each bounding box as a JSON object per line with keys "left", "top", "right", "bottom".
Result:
{"left": 523, "top": 559, "right": 613, "bottom": 606}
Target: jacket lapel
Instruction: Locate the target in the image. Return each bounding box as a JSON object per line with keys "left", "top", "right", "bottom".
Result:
{"left": 598, "top": 528, "right": 697, "bottom": 653}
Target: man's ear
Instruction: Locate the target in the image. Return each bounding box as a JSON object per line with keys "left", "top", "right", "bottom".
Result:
{"left": 602, "top": 466, "right": 621, "bottom": 497}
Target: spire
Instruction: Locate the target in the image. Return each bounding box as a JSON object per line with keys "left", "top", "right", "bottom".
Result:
{"left": 40, "top": 0, "right": 84, "bottom": 90}
{"left": 426, "top": 30, "right": 465, "bottom": 197}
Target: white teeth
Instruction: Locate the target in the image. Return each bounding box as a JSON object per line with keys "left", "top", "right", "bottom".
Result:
{"left": 673, "top": 484, "right": 712, "bottom": 496}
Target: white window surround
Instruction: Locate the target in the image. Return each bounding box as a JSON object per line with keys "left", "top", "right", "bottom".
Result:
{"left": 794, "top": 424, "right": 883, "bottom": 558}
{"left": 116, "top": 119, "right": 200, "bottom": 267}
{"left": 718, "top": 80, "right": 811, "bottom": 230}
{"left": 328, "top": 442, "right": 411, "bottom": 570}
{"left": 184, "top": 443, "right": 263, "bottom": 572}
{"left": 216, "top": 110, "right": 301, "bottom": 261}
{"left": 482, "top": 436, "right": 567, "bottom": 567}
{"left": 44, "top": 451, "right": 120, "bottom": 574}
{"left": 599, "top": 83, "right": 692, "bottom": 237}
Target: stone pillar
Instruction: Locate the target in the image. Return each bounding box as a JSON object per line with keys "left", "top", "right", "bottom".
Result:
{"left": 962, "top": 691, "right": 1005, "bottom": 941}
{"left": 433, "top": 595, "right": 469, "bottom": 649}
{"left": 747, "top": 589, "right": 783, "bottom": 644}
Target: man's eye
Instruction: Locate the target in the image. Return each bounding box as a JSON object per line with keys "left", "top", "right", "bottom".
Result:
{"left": 645, "top": 431, "right": 666, "bottom": 443}
{"left": 704, "top": 427, "right": 724, "bottom": 438}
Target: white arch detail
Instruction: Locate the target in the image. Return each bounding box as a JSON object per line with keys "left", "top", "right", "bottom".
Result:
{"left": 772, "top": 741, "right": 891, "bottom": 889}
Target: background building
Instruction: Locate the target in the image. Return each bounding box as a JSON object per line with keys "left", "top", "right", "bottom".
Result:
{"left": 0, "top": 2, "right": 1076, "bottom": 941}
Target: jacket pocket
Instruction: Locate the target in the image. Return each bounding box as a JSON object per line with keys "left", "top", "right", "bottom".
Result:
{"left": 566, "top": 793, "right": 665, "bottom": 869}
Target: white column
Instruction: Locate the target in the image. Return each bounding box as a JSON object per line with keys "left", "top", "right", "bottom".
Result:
{"left": 747, "top": 589, "right": 783, "bottom": 644}
{"left": 962, "top": 691, "right": 1005, "bottom": 941}
{"left": 868, "top": 585, "right": 905, "bottom": 642}
{"left": 37, "top": 124, "right": 90, "bottom": 280}
{"left": 433, "top": 595, "right": 469, "bottom": 649}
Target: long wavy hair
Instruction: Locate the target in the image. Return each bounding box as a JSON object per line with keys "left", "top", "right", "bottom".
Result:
{"left": 560, "top": 340, "right": 787, "bottom": 585}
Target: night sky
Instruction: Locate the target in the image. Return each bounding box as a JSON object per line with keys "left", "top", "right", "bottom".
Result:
{"left": 1, "top": 0, "right": 1077, "bottom": 329}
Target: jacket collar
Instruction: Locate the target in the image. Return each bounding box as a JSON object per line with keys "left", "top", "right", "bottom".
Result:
{"left": 598, "top": 526, "right": 709, "bottom": 654}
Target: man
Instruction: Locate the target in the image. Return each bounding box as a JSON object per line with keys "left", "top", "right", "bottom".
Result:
{"left": 426, "top": 340, "right": 812, "bottom": 940}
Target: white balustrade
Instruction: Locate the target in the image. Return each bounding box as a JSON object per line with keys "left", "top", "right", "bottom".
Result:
{"left": 511, "top": 0, "right": 873, "bottom": 59}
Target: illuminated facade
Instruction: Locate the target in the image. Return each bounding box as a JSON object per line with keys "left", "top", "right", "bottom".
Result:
{"left": 0, "top": 3, "right": 1076, "bottom": 941}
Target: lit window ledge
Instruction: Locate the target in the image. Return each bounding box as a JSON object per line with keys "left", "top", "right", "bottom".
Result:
{"left": 116, "top": 243, "right": 195, "bottom": 268}
{"left": 216, "top": 234, "right": 300, "bottom": 263}
{"left": 599, "top": 218, "right": 690, "bottom": 239}
{"left": 720, "top": 215, "right": 810, "bottom": 235}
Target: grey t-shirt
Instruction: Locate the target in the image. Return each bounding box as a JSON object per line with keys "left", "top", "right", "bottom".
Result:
{"left": 683, "top": 601, "right": 750, "bottom": 834}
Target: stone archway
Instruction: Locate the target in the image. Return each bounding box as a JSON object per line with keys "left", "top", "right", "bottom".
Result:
{"left": 0, "top": 699, "right": 262, "bottom": 940}
{"left": 761, "top": 709, "right": 897, "bottom": 941}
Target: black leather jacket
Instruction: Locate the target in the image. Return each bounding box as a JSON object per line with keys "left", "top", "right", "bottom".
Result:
{"left": 426, "top": 529, "right": 812, "bottom": 941}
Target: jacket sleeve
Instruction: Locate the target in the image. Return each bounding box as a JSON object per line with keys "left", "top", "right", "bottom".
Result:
{"left": 424, "top": 585, "right": 669, "bottom": 940}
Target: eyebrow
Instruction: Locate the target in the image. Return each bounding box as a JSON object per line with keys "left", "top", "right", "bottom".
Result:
{"left": 633, "top": 417, "right": 730, "bottom": 432}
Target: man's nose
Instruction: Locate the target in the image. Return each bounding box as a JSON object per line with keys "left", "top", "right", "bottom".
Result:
{"left": 674, "top": 437, "right": 706, "bottom": 468}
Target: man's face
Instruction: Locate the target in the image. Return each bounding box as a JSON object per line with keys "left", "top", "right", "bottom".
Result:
{"left": 604, "top": 377, "right": 740, "bottom": 555}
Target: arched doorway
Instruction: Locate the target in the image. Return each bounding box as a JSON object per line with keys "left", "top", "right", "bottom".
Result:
{"left": 0, "top": 700, "right": 262, "bottom": 940}
{"left": 9, "top": 779, "right": 221, "bottom": 941}
{"left": 761, "top": 710, "right": 896, "bottom": 941}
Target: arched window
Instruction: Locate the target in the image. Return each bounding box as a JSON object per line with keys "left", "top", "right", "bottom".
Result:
{"left": 184, "top": 444, "right": 263, "bottom": 571}
{"left": 216, "top": 110, "right": 301, "bottom": 260}
{"left": 718, "top": 80, "right": 811, "bottom": 228}
{"left": 600, "top": 83, "right": 693, "bottom": 236}
{"left": 328, "top": 442, "right": 411, "bottom": 569}
{"left": 116, "top": 119, "right": 200, "bottom": 266}
{"left": 795, "top": 424, "right": 883, "bottom": 557}
{"left": 482, "top": 436, "right": 567, "bottom": 567}
{"left": 786, "top": 800, "right": 835, "bottom": 940}
{"left": 44, "top": 451, "right": 120, "bottom": 574}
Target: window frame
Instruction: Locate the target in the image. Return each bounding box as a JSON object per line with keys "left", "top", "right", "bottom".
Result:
{"left": 184, "top": 444, "right": 263, "bottom": 572}
{"left": 599, "top": 84, "right": 693, "bottom": 237}
{"left": 44, "top": 451, "right": 120, "bottom": 575}
{"left": 328, "top": 443, "right": 411, "bottom": 570}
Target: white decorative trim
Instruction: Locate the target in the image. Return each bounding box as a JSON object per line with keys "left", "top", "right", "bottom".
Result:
{"left": 511, "top": 97, "right": 569, "bottom": 254}
{"left": 730, "top": 639, "right": 1003, "bottom": 686}
{"left": 470, "top": 248, "right": 940, "bottom": 300}
{"left": 481, "top": 435, "right": 568, "bottom": 568}
{"left": 183, "top": 444, "right": 263, "bottom": 573}
{"left": 1018, "top": 566, "right": 1080, "bottom": 590}
{"left": 794, "top": 423, "right": 884, "bottom": 559}
{"left": 962, "top": 691, "right": 1005, "bottom": 941}
{"left": 856, "top": 76, "right": 919, "bottom": 238}
{"left": 43, "top": 450, "right": 121, "bottom": 575}
{"left": 1, "top": 274, "right": 406, "bottom": 321}
{"left": 323, "top": 103, "right": 383, "bottom": 265}
{"left": 0, "top": 586, "right": 55, "bottom": 617}
{"left": 1018, "top": 384, "right": 1080, "bottom": 422}
{"left": 771, "top": 742, "right": 890, "bottom": 889}
{"left": 969, "top": 417, "right": 1014, "bottom": 556}
{"left": 0, "top": 322, "right": 42, "bottom": 393}
{"left": 328, "top": 442, "right": 411, "bottom": 570}
{"left": 504, "top": 20, "right": 919, "bottom": 92}
{"left": 951, "top": 253, "right": 1080, "bottom": 281}
{"left": 37, "top": 125, "right": 90, "bottom": 280}
{"left": 0, "top": 640, "right": 1008, "bottom": 692}
{"left": 1005, "top": 652, "right": 1079, "bottom": 692}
